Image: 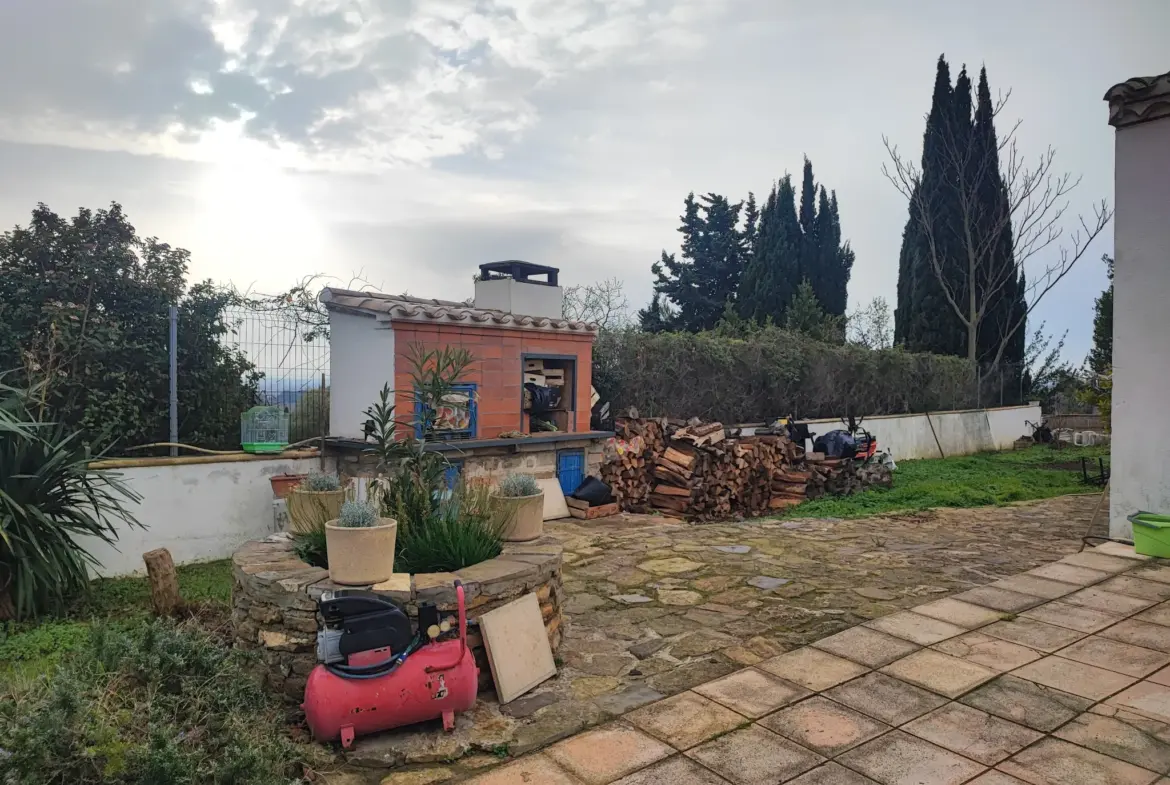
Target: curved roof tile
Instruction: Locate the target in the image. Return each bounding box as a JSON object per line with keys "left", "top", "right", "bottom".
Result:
{"left": 319, "top": 288, "right": 599, "bottom": 335}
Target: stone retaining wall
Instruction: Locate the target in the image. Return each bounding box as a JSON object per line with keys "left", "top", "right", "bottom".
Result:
{"left": 231, "top": 535, "right": 564, "bottom": 702}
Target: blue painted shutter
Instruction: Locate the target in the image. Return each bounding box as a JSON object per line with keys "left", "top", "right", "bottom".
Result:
{"left": 557, "top": 449, "right": 585, "bottom": 497}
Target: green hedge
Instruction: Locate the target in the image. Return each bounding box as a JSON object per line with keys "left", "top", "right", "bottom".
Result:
{"left": 593, "top": 327, "right": 981, "bottom": 423}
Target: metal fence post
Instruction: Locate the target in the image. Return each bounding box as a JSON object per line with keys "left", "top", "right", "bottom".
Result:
{"left": 169, "top": 304, "right": 178, "bottom": 457}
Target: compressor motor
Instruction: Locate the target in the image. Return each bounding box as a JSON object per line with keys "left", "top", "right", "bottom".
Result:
{"left": 302, "top": 579, "right": 479, "bottom": 748}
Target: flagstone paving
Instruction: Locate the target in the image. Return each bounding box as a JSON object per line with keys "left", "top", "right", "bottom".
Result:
{"left": 444, "top": 539, "right": 1170, "bottom": 784}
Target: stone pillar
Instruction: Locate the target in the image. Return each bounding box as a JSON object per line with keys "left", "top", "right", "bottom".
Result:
{"left": 1104, "top": 71, "right": 1170, "bottom": 540}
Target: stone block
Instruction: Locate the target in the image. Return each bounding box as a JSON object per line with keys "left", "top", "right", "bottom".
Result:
{"left": 415, "top": 572, "right": 460, "bottom": 604}
{"left": 249, "top": 603, "right": 283, "bottom": 624}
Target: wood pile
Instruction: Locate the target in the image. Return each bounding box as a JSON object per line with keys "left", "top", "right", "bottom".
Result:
{"left": 607, "top": 418, "right": 807, "bottom": 521}
{"left": 604, "top": 417, "right": 893, "bottom": 522}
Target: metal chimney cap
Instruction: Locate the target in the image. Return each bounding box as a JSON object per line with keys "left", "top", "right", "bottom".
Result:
{"left": 478, "top": 260, "right": 559, "bottom": 286}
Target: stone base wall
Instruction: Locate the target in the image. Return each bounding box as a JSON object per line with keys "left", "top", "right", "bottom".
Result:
{"left": 232, "top": 535, "right": 564, "bottom": 702}
{"left": 335, "top": 439, "right": 604, "bottom": 487}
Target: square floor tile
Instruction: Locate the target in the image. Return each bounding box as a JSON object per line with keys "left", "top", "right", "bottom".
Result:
{"left": 1138, "top": 603, "right": 1170, "bottom": 627}
{"left": 1065, "top": 587, "right": 1157, "bottom": 615}
{"left": 1105, "top": 619, "right": 1170, "bottom": 653}
{"left": 685, "top": 724, "right": 823, "bottom": 785}
{"left": 1107, "top": 682, "right": 1170, "bottom": 724}
{"left": 960, "top": 674, "right": 1093, "bottom": 732}
{"left": 837, "top": 730, "right": 987, "bottom": 785}
{"left": 1054, "top": 712, "right": 1170, "bottom": 774}
{"left": 1095, "top": 542, "right": 1152, "bottom": 561}
{"left": 759, "top": 696, "right": 889, "bottom": 756}
{"left": 880, "top": 649, "right": 997, "bottom": 698}
{"left": 611, "top": 755, "right": 732, "bottom": 785}
{"left": 1102, "top": 576, "right": 1170, "bottom": 602}
{"left": 912, "top": 598, "right": 1006, "bottom": 629}
{"left": 786, "top": 763, "right": 880, "bottom": 785}
{"left": 1028, "top": 562, "right": 1110, "bottom": 586}
{"left": 981, "top": 618, "right": 1086, "bottom": 652}
{"left": 1134, "top": 566, "right": 1170, "bottom": 585}
{"left": 999, "top": 737, "right": 1159, "bottom": 785}
{"left": 991, "top": 574, "right": 1081, "bottom": 600}
{"left": 1149, "top": 665, "right": 1170, "bottom": 686}
{"left": 903, "top": 703, "right": 1041, "bottom": 766}
{"left": 693, "top": 667, "right": 810, "bottom": 719}
{"left": 1058, "top": 636, "right": 1170, "bottom": 677}
{"left": 758, "top": 647, "right": 868, "bottom": 692}
{"left": 626, "top": 691, "right": 747, "bottom": 751}
{"left": 812, "top": 626, "right": 920, "bottom": 668}
{"left": 953, "top": 586, "right": 1045, "bottom": 613}
{"left": 1021, "top": 600, "right": 1122, "bottom": 633}
{"left": 546, "top": 723, "right": 674, "bottom": 784}
{"left": 824, "top": 672, "right": 947, "bottom": 726}
{"left": 966, "top": 773, "right": 1030, "bottom": 785}
{"left": 1060, "top": 551, "right": 1142, "bottom": 574}
{"left": 1012, "top": 655, "right": 1137, "bottom": 700}
{"left": 866, "top": 612, "right": 966, "bottom": 645}
{"left": 932, "top": 632, "right": 1042, "bottom": 672}
{"left": 462, "top": 753, "right": 580, "bottom": 785}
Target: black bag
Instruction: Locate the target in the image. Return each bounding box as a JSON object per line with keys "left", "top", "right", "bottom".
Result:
{"left": 813, "top": 429, "right": 857, "bottom": 459}
{"left": 572, "top": 476, "right": 613, "bottom": 506}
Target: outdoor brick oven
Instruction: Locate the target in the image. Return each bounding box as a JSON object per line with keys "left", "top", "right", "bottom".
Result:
{"left": 322, "top": 261, "right": 609, "bottom": 490}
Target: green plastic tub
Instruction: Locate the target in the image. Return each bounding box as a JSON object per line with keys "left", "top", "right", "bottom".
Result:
{"left": 1130, "top": 512, "right": 1170, "bottom": 558}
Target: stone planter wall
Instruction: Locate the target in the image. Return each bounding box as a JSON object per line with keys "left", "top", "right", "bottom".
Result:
{"left": 231, "top": 535, "right": 564, "bottom": 702}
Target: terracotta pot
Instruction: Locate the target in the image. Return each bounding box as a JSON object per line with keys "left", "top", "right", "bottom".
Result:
{"left": 325, "top": 518, "right": 398, "bottom": 586}
{"left": 287, "top": 488, "right": 346, "bottom": 534}
{"left": 494, "top": 492, "right": 545, "bottom": 542}
{"left": 270, "top": 473, "right": 307, "bottom": 499}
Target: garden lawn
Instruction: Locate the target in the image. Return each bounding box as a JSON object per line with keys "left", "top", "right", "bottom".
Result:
{"left": 789, "top": 444, "right": 1109, "bottom": 519}
{"left": 0, "top": 560, "right": 233, "bottom": 680}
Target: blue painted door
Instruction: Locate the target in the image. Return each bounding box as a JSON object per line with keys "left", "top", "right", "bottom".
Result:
{"left": 557, "top": 449, "right": 585, "bottom": 497}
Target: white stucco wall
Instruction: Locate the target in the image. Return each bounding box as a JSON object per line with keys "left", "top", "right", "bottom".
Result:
{"left": 743, "top": 404, "right": 1041, "bottom": 460}
{"left": 78, "top": 456, "right": 325, "bottom": 576}
{"left": 328, "top": 310, "right": 395, "bottom": 439}
{"left": 1110, "top": 117, "right": 1170, "bottom": 540}
{"left": 473, "top": 278, "right": 564, "bottom": 319}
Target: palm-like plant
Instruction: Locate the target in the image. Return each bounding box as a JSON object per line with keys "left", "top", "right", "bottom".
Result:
{"left": 0, "top": 381, "right": 142, "bottom": 619}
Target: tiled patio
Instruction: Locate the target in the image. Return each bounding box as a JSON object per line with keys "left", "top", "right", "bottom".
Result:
{"left": 459, "top": 542, "right": 1170, "bottom": 784}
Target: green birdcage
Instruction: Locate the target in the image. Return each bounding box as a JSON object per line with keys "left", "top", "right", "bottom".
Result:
{"left": 241, "top": 405, "right": 289, "bottom": 453}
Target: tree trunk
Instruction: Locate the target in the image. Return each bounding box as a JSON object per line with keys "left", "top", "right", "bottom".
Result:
{"left": 143, "top": 548, "right": 181, "bottom": 616}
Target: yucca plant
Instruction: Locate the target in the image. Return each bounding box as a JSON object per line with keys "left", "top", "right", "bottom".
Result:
{"left": 0, "top": 380, "right": 141, "bottom": 619}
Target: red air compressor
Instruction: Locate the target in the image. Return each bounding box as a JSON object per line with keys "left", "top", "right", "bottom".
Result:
{"left": 302, "top": 580, "right": 478, "bottom": 748}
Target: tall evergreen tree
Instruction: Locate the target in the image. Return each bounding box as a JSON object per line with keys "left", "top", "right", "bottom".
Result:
{"left": 650, "top": 192, "right": 748, "bottom": 332}
{"left": 798, "top": 158, "right": 820, "bottom": 298}
{"left": 1088, "top": 255, "right": 1114, "bottom": 376}
{"left": 737, "top": 176, "right": 802, "bottom": 324}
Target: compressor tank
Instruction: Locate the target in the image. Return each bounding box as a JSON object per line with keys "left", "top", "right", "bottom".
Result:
{"left": 303, "top": 638, "right": 479, "bottom": 747}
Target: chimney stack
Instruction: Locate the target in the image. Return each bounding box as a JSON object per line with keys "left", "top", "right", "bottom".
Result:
{"left": 474, "top": 261, "right": 564, "bottom": 319}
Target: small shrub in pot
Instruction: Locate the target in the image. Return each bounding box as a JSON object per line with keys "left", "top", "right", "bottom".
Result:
{"left": 287, "top": 471, "right": 345, "bottom": 533}
{"left": 325, "top": 500, "right": 397, "bottom": 585}
{"left": 493, "top": 472, "right": 544, "bottom": 542}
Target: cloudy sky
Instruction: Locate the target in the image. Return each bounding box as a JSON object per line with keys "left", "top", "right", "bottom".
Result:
{"left": 1, "top": 0, "right": 1165, "bottom": 360}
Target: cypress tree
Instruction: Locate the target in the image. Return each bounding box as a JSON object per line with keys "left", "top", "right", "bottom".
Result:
{"left": 798, "top": 158, "right": 819, "bottom": 297}
{"left": 738, "top": 175, "right": 803, "bottom": 324}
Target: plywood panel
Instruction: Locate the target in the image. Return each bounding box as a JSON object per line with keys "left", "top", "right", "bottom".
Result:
{"left": 480, "top": 593, "right": 557, "bottom": 703}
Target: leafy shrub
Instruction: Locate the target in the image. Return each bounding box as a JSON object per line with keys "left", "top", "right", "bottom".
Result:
{"left": 391, "top": 481, "right": 505, "bottom": 574}
{"left": 0, "top": 381, "right": 142, "bottom": 619}
{"left": 497, "top": 473, "right": 540, "bottom": 497}
{"left": 337, "top": 500, "right": 379, "bottom": 528}
{"left": 0, "top": 619, "right": 323, "bottom": 784}
{"left": 593, "top": 325, "right": 982, "bottom": 422}
{"left": 302, "top": 471, "right": 341, "bottom": 492}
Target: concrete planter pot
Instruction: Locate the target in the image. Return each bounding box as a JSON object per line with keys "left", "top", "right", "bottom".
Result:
{"left": 325, "top": 518, "right": 398, "bottom": 585}
{"left": 494, "top": 492, "right": 545, "bottom": 542}
{"left": 287, "top": 488, "right": 345, "bottom": 534}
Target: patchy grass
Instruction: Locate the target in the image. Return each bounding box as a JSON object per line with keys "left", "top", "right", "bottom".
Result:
{"left": 1, "top": 560, "right": 234, "bottom": 679}
{"left": 788, "top": 445, "right": 1109, "bottom": 520}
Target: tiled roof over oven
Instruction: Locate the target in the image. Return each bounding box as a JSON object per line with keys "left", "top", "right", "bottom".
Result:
{"left": 319, "top": 288, "right": 599, "bottom": 335}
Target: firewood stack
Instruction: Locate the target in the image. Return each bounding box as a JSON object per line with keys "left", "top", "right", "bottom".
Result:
{"left": 601, "top": 418, "right": 666, "bottom": 510}
{"left": 805, "top": 454, "right": 893, "bottom": 499}
{"left": 607, "top": 418, "right": 812, "bottom": 522}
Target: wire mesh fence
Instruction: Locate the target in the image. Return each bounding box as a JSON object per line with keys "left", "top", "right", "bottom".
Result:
{"left": 220, "top": 303, "right": 330, "bottom": 449}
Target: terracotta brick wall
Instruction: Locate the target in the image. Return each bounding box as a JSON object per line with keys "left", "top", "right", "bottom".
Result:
{"left": 391, "top": 323, "right": 594, "bottom": 439}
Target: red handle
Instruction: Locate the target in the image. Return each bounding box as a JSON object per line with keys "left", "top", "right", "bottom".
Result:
{"left": 424, "top": 580, "right": 468, "bottom": 673}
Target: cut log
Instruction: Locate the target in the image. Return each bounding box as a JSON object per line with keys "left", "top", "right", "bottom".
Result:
{"left": 653, "top": 484, "right": 692, "bottom": 497}
{"left": 143, "top": 548, "right": 181, "bottom": 616}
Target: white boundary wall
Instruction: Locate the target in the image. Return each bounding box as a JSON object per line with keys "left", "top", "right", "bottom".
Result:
{"left": 745, "top": 404, "right": 1041, "bottom": 461}
{"left": 79, "top": 454, "right": 325, "bottom": 577}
